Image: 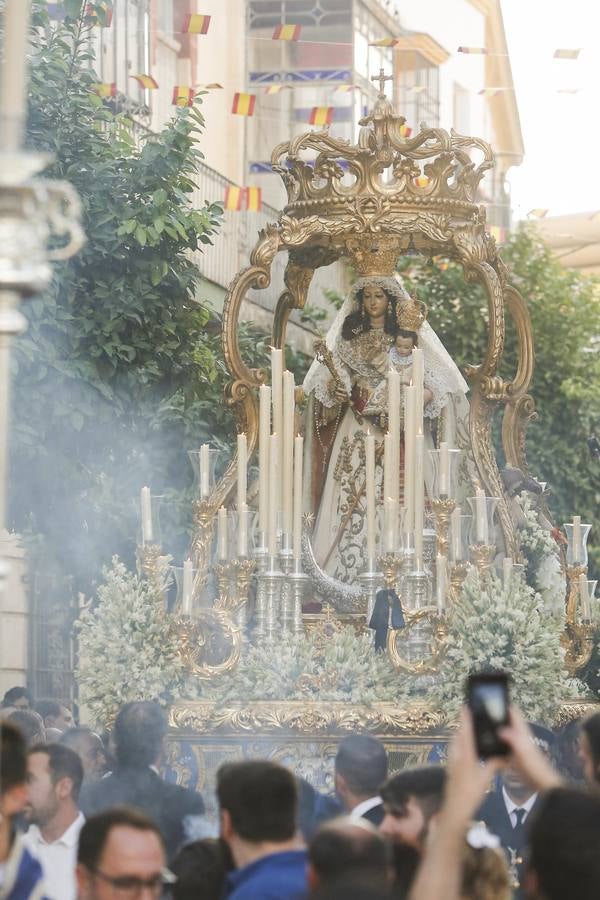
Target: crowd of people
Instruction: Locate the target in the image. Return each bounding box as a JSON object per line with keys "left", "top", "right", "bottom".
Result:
{"left": 1, "top": 686, "right": 600, "bottom": 899}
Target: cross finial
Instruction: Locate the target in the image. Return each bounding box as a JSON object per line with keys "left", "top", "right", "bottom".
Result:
{"left": 371, "top": 67, "right": 393, "bottom": 98}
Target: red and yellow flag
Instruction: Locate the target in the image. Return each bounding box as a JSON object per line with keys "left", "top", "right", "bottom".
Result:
{"left": 232, "top": 92, "right": 256, "bottom": 116}
{"left": 309, "top": 106, "right": 333, "bottom": 126}
{"left": 85, "top": 3, "right": 113, "bottom": 26}
{"left": 93, "top": 82, "right": 116, "bottom": 98}
{"left": 399, "top": 124, "right": 412, "bottom": 138}
{"left": 224, "top": 186, "right": 244, "bottom": 211}
{"left": 554, "top": 48, "right": 580, "bottom": 59}
{"left": 182, "top": 14, "right": 211, "bottom": 34}
{"left": 246, "top": 187, "right": 262, "bottom": 212}
{"left": 458, "top": 46, "right": 488, "bottom": 54}
{"left": 132, "top": 74, "right": 158, "bottom": 90}
{"left": 272, "top": 23, "right": 302, "bottom": 41}
{"left": 264, "top": 84, "right": 289, "bottom": 95}
{"left": 172, "top": 86, "right": 194, "bottom": 107}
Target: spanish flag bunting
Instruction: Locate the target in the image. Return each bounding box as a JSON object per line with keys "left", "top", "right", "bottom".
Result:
{"left": 272, "top": 23, "right": 302, "bottom": 41}
{"left": 309, "top": 106, "right": 333, "bottom": 126}
{"left": 553, "top": 48, "right": 580, "bottom": 59}
{"left": 264, "top": 84, "right": 289, "bottom": 94}
{"left": 132, "top": 74, "right": 158, "bottom": 90}
{"left": 246, "top": 187, "right": 262, "bottom": 212}
{"left": 369, "top": 38, "right": 400, "bottom": 47}
{"left": 414, "top": 175, "right": 430, "bottom": 187}
{"left": 334, "top": 84, "right": 356, "bottom": 93}
{"left": 399, "top": 124, "right": 412, "bottom": 138}
{"left": 85, "top": 2, "right": 113, "bottom": 26}
{"left": 224, "top": 186, "right": 244, "bottom": 211}
{"left": 232, "top": 92, "right": 256, "bottom": 116}
{"left": 458, "top": 46, "right": 488, "bottom": 54}
{"left": 172, "top": 86, "right": 194, "bottom": 107}
{"left": 182, "top": 14, "right": 211, "bottom": 34}
{"left": 94, "top": 82, "right": 116, "bottom": 98}
{"left": 528, "top": 208, "right": 549, "bottom": 218}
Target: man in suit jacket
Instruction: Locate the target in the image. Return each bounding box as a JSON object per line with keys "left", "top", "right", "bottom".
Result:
{"left": 334, "top": 735, "right": 388, "bottom": 826}
{"left": 80, "top": 701, "right": 204, "bottom": 861}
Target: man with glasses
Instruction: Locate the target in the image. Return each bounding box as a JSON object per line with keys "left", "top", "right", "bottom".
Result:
{"left": 76, "top": 808, "right": 176, "bottom": 899}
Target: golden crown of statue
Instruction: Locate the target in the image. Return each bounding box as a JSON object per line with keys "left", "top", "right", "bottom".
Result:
{"left": 272, "top": 69, "right": 496, "bottom": 260}
{"left": 397, "top": 296, "right": 428, "bottom": 332}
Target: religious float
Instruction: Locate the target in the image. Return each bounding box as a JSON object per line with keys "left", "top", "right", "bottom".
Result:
{"left": 132, "top": 73, "right": 594, "bottom": 822}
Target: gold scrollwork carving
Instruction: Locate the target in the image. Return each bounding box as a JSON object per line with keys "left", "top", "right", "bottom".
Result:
{"left": 386, "top": 609, "right": 449, "bottom": 675}
{"left": 176, "top": 609, "right": 242, "bottom": 681}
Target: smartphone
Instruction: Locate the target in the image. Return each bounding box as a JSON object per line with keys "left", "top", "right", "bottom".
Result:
{"left": 466, "top": 672, "right": 510, "bottom": 758}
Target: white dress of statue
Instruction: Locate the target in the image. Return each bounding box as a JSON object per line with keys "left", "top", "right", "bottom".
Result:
{"left": 302, "top": 273, "right": 469, "bottom": 584}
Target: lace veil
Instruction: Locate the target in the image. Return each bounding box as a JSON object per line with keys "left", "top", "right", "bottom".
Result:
{"left": 302, "top": 274, "right": 469, "bottom": 404}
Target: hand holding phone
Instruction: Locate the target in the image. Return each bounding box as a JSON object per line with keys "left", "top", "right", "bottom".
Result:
{"left": 466, "top": 672, "right": 510, "bottom": 759}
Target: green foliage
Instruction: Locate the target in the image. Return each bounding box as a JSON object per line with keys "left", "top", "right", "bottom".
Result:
{"left": 399, "top": 227, "right": 600, "bottom": 575}
{"left": 76, "top": 557, "right": 185, "bottom": 726}
{"left": 433, "top": 569, "right": 576, "bottom": 722}
{"left": 205, "top": 626, "right": 413, "bottom": 704}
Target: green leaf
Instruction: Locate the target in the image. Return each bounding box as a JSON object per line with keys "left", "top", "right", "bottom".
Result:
{"left": 152, "top": 189, "right": 167, "bottom": 206}
{"left": 134, "top": 225, "right": 147, "bottom": 246}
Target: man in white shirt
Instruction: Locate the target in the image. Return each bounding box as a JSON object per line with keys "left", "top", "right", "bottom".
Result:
{"left": 334, "top": 735, "right": 388, "bottom": 826}
{"left": 24, "top": 743, "right": 85, "bottom": 900}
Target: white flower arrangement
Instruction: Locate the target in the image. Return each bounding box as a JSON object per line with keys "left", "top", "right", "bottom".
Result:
{"left": 433, "top": 568, "right": 573, "bottom": 722}
{"left": 516, "top": 491, "right": 566, "bottom": 614}
{"left": 76, "top": 557, "right": 185, "bottom": 727}
{"left": 205, "top": 624, "right": 413, "bottom": 705}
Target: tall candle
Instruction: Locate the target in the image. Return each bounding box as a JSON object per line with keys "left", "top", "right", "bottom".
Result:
{"left": 282, "top": 371, "right": 295, "bottom": 537}
{"left": 412, "top": 348, "right": 424, "bottom": 431}
{"left": 237, "top": 433, "right": 247, "bottom": 512}
{"left": 0, "top": 1, "right": 32, "bottom": 152}
{"left": 268, "top": 433, "right": 279, "bottom": 557}
{"left": 292, "top": 435, "right": 304, "bottom": 561}
{"left": 182, "top": 558, "right": 193, "bottom": 615}
{"left": 579, "top": 573, "right": 591, "bottom": 620}
{"left": 475, "top": 488, "right": 488, "bottom": 544}
{"left": 365, "top": 433, "right": 376, "bottom": 564}
{"left": 200, "top": 443, "right": 210, "bottom": 499}
{"left": 384, "top": 497, "right": 396, "bottom": 552}
{"left": 439, "top": 441, "right": 450, "bottom": 497}
{"left": 435, "top": 554, "right": 446, "bottom": 612}
{"left": 217, "top": 507, "right": 228, "bottom": 561}
{"left": 451, "top": 506, "right": 462, "bottom": 560}
{"left": 403, "top": 385, "right": 416, "bottom": 533}
{"left": 503, "top": 556, "right": 513, "bottom": 588}
{"left": 573, "top": 515, "right": 582, "bottom": 564}
{"left": 414, "top": 433, "right": 424, "bottom": 569}
{"left": 388, "top": 368, "right": 401, "bottom": 503}
{"left": 258, "top": 385, "right": 271, "bottom": 539}
{"left": 140, "top": 486, "right": 153, "bottom": 543}
{"left": 383, "top": 432, "right": 392, "bottom": 505}
{"left": 238, "top": 502, "right": 248, "bottom": 558}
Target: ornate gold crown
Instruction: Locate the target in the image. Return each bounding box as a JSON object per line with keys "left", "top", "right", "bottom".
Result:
{"left": 397, "top": 296, "right": 428, "bottom": 332}
{"left": 345, "top": 235, "right": 400, "bottom": 277}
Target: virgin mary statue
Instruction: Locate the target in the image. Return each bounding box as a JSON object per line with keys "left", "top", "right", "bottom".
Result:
{"left": 302, "top": 271, "right": 469, "bottom": 584}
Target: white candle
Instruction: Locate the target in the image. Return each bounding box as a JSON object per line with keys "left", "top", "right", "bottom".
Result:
{"left": 412, "top": 348, "right": 424, "bottom": 431}
{"left": 182, "top": 558, "right": 193, "bottom": 615}
{"left": 451, "top": 506, "right": 462, "bottom": 560}
{"left": 0, "top": 1, "right": 32, "bottom": 152}
{"left": 238, "top": 502, "right": 248, "bottom": 558}
{"left": 268, "top": 433, "right": 279, "bottom": 557}
{"left": 383, "top": 432, "right": 392, "bottom": 504}
{"left": 503, "top": 556, "right": 513, "bottom": 588}
{"left": 475, "top": 488, "right": 488, "bottom": 544}
{"left": 292, "top": 435, "right": 304, "bottom": 561}
{"left": 436, "top": 554, "right": 446, "bottom": 612}
{"left": 237, "top": 433, "right": 247, "bottom": 512}
{"left": 439, "top": 441, "right": 450, "bottom": 497}
{"left": 388, "top": 368, "right": 401, "bottom": 503}
{"left": 579, "top": 573, "right": 591, "bottom": 620}
{"left": 414, "top": 433, "right": 424, "bottom": 569}
{"left": 403, "top": 385, "right": 416, "bottom": 533}
{"left": 200, "top": 443, "right": 210, "bottom": 499}
{"left": 384, "top": 497, "right": 396, "bottom": 552}
{"left": 217, "top": 507, "right": 228, "bottom": 561}
{"left": 365, "top": 433, "right": 376, "bottom": 564}
{"left": 140, "top": 486, "right": 153, "bottom": 543}
{"left": 282, "top": 371, "right": 295, "bottom": 537}
{"left": 573, "top": 515, "right": 582, "bottom": 564}
{"left": 258, "top": 385, "right": 271, "bottom": 539}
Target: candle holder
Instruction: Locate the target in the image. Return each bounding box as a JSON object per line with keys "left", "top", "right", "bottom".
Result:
{"left": 138, "top": 494, "right": 163, "bottom": 549}
{"left": 279, "top": 543, "right": 295, "bottom": 633}
{"left": 377, "top": 552, "right": 402, "bottom": 592}
{"left": 191, "top": 498, "right": 219, "bottom": 593}
{"left": 399, "top": 540, "right": 416, "bottom": 608}
{"left": 469, "top": 543, "right": 496, "bottom": 575}
{"left": 429, "top": 447, "right": 462, "bottom": 499}
{"left": 386, "top": 604, "right": 449, "bottom": 676}
{"left": 172, "top": 563, "right": 200, "bottom": 616}
{"left": 449, "top": 513, "right": 472, "bottom": 565}
{"left": 431, "top": 497, "right": 457, "bottom": 558}
{"left": 467, "top": 494, "right": 500, "bottom": 548}
{"left": 423, "top": 529, "right": 437, "bottom": 578}
{"left": 230, "top": 557, "right": 256, "bottom": 631}
{"left": 561, "top": 564, "right": 596, "bottom": 676}
{"left": 359, "top": 561, "right": 384, "bottom": 623}
{"left": 213, "top": 562, "right": 234, "bottom": 608}
{"left": 137, "top": 542, "right": 163, "bottom": 582}
{"left": 252, "top": 540, "right": 270, "bottom": 640}
{"left": 563, "top": 521, "right": 592, "bottom": 568}
{"left": 262, "top": 557, "right": 283, "bottom": 640}
{"left": 287, "top": 563, "right": 309, "bottom": 634}
{"left": 188, "top": 447, "right": 219, "bottom": 501}
{"left": 449, "top": 560, "right": 470, "bottom": 604}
